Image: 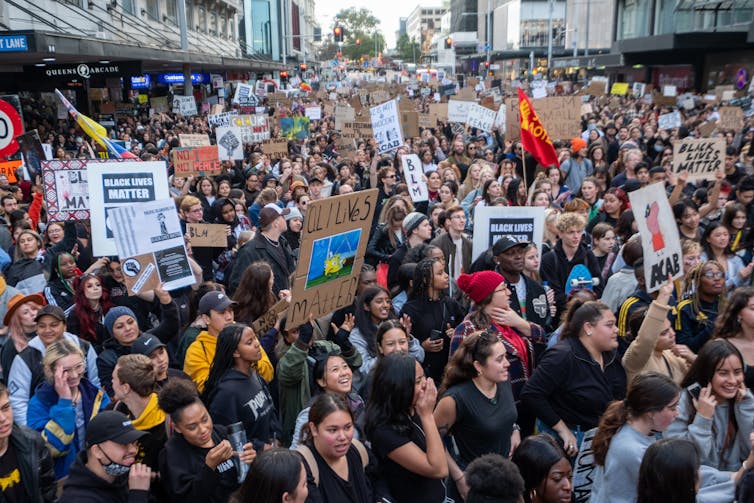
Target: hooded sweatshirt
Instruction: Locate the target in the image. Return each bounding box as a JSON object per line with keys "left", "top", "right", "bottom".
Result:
{"left": 58, "top": 450, "right": 148, "bottom": 503}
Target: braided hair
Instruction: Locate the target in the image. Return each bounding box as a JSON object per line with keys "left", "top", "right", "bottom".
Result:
{"left": 410, "top": 257, "right": 440, "bottom": 300}
{"left": 681, "top": 260, "right": 725, "bottom": 322}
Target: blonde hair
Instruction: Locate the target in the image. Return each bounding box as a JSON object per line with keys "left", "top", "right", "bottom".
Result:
{"left": 43, "top": 339, "right": 84, "bottom": 383}
{"left": 180, "top": 195, "right": 201, "bottom": 212}
{"left": 116, "top": 354, "right": 157, "bottom": 397}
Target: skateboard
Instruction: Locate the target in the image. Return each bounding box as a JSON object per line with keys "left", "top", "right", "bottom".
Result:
{"left": 565, "top": 264, "right": 600, "bottom": 294}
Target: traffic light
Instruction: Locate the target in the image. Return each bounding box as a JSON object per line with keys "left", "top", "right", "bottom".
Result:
{"left": 444, "top": 37, "right": 452, "bottom": 49}
{"left": 333, "top": 25, "right": 344, "bottom": 42}
{"left": 280, "top": 71, "right": 288, "bottom": 83}
{"left": 299, "top": 63, "right": 307, "bottom": 72}
{"left": 484, "top": 61, "right": 490, "bottom": 68}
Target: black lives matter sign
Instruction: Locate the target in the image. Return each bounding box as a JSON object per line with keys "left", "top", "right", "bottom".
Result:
{"left": 488, "top": 218, "right": 534, "bottom": 248}
{"left": 102, "top": 173, "right": 156, "bottom": 203}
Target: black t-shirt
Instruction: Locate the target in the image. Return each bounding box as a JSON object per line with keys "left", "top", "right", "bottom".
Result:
{"left": 307, "top": 445, "right": 372, "bottom": 503}
{"left": 444, "top": 380, "right": 517, "bottom": 468}
{"left": 0, "top": 444, "right": 26, "bottom": 502}
{"left": 370, "top": 416, "right": 446, "bottom": 503}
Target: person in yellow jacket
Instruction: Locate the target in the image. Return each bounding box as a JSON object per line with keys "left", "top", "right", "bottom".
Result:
{"left": 184, "top": 291, "right": 273, "bottom": 392}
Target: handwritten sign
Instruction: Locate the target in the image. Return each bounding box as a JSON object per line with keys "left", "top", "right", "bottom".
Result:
{"left": 672, "top": 137, "right": 724, "bottom": 182}
{"left": 187, "top": 223, "right": 228, "bottom": 248}
{"left": 171, "top": 146, "right": 221, "bottom": 176}
{"left": 370, "top": 100, "right": 403, "bottom": 155}
{"left": 466, "top": 103, "right": 496, "bottom": 132}
{"left": 251, "top": 299, "right": 289, "bottom": 335}
{"left": 172, "top": 96, "right": 197, "bottom": 117}
{"left": 658, "top": 111, "right": 682, "bottom": 130}
{"left": 261, "top": 138, "right": 289, "bottom": 157}
{"left": 610, "top": 83, "right": 629, "bottom": 95}
{"left": 41, "top": 159, "right": 90, "bottom": 221}
{"left": 178, "top": 134, "right": 211, "bottom": 147}
{"left": 448, "top": 100, "right": 473, "bottom": 123}
{"left": 718, "top": 106, "right": 744, "bottom": 130}
{"left": 401, "top": 154, "right": 428, "bottom": 202}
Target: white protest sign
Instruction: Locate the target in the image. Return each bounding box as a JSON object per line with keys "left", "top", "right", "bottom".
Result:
{"left": 215, "top": 126, "right": 244, "bottom": 160}
{"left": 110, "top": 199, "right": 195, "bottom": 294}
{"left": 658, "top": 111, "right": 682, "bottom": 130}
{"left": 233, "top": 83, "right": 259, "bottom": 106}
{"left": 632, "top": 83, "right": 646, "bottom": 97}
{"left": 87, "top": 161, "right": 171, "bottom": 257}
{"left": 472, "top": 206, "right": 545, "bottom": 262}
{"left": 172, "top": 95, "right": 197, "bottom": 117}
{"left": 532, "top": 87, "right": 547, "bottom": 99}
{"left": 207, "top": 111, "right": 238, "bottom": 128}
{"left": 663, "top": 85, "right": 677, "bottom": 97}
{"left": 672, "top": 137, "right": 725, "bottom": 182}
{"left": 448, "top": 100, "right": 474, "bottom": 123}
{"left": 494, "top": 103, "right": 506, "bottom": 129}
{"left": 305, "top": 106, "right": 322, "bottom": 121}
{"left": 401, "top": 154, "right": 428, "bottom": 202}
{"left": 466, "top": 103, "right": 496, "bottom": 132}
{"left": 370, "top": 99, "right": 403, "bottom": 155}
{"left": 629, "top": 182, "right": 683, "bottom": 293}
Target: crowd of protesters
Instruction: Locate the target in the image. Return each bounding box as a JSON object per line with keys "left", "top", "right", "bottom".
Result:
{"left": 1, "top": 76, "right": 754, "bottom": 503}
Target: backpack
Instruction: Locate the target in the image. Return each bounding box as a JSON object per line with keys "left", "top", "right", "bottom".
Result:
{"left": 296, "top": 438, "right": 369, "bottom": 485}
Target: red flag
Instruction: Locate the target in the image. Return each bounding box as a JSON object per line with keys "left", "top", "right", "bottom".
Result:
{"left": 517, "top": 88, "right": 559, "bottom": 168}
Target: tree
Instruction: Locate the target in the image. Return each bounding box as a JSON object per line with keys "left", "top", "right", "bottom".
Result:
{"left": 332, "top": 7, "right": 385, "bottom": 61}
{"left": 396, "top": 33, "right": 420, "bottom": 63}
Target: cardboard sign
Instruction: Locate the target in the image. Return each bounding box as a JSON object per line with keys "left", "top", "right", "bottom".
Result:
{"left": 370, "top": 100, "right": 403, "bottom": 155}
{"left": 251, "top": 299, "right": 290, "bottom": 335}
{"left": 232, "top": 114, "right": 270, "bottom": 143}
{"left": 41, "top": 159, "right": 91, "bottom": 221}
{"left": 672, "top": 137, "right": 724, "bottom": 181}
{"left": 288, "top": 189, "right": 379, "bottom": 326}
{"left": 187, "top": 223, "right": 228, "bottom": 248}
{"left": 401, "top": 154, "right": 428, "bottom": 202}
{"left": 110, "top": 199, "right": 195, "bottom": 294}
{"left": 418, "top": 113, "right": 435, "bottom": 128}
{"left": 151, "top": 96, "right": 168, "bottom": 113}
{"left": 448, "top": 100, "right": 474, "bottom": 123}
{"left": 466, "top": 103, "right": 496, "bottom": 132}
{"left": 172, "top": 96, "right": 197, "bottom": 117}
{"left": 179, "top": 134, "right": 211, "bottom": 147}
{"left": 215, "top": 126, "right": 244, "bottom": 160}
{"left": 628, "top": 183, "right": 683, "bottom": 293}
{"left": 429, "top": 103, "right": 448, "bottom": 124}
{"left": 172, "top": 146, "right": 222, "bottom": 176}
{"left": 342, "top": 121, "right": 373, "bottom": 139}
{"left": 401, "top": 110, "right": 420, "bottom": 138}
{"left": 232, "top": 83, "right": 259, "bottom": 106}
{"left": 610, "top": 83, "right": 629, "bottom": 95}
{"left": 261, "top": 138, "right": 289, "bottom": 157}
{"left": 472, "top": 206, "right": 545, "bottom": 262}
{"left": 698, "top": 120, "right": 718, "bottom": 138}
{"left": 718, "top": 106, "right": 744, "bottom": 130}
{"left": 658, "top": 111, "right": 682, "bottom": 130}
{"left": 334, "top": 106, "right": 355, "bottom": 131}
{"left": 505, "top": 96, "right": 581, "bottom": 141}
{"left": 87, "top": 161, "right": 171, "bottom": 257}
{"left": 0, "top": 160, "right": 20, "bottom": 183}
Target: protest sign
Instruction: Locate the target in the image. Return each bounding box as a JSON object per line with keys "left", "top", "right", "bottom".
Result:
{"left": 466, "top": 103, "right": 496, "bottom": 132}
{"left": 448, "top": 100, "right": 473, "bottom": 123}
{"left": 401, "top": 110, "right": 420, "bottom": 138}
{"left": 0, "top": 161, "right": 20, "bottom": 183}
{"left": 88, "top": 161, "right": 170, "bottom": 257}
{"left": 232, "top": 83, "right": 259, "bottom": 106}
{"left": 261, "top": 138, "right": 289, "bottom": 157}
{"left": 698, "top": 120, "right": 718, "bottom": 138}
{"left": 418, "top": 113, "right": 435, "bottom": 128}
{"left": 288, "top": 189, "right": 379, "bottom": 326}
{"left": 232, "top": 114, "right": 270, "bottom": 143}
{"left": 401, "top": 154, "right": 428, "bottom": 202}
{"left": 187, "top": 223, "right": 228, "bottom": 248}
{"left": 573, "top": 428, "right": 599, "bottom": 502}
{"left": 429, "top": 103, "right": 448, "bottom": 124}
{"left": 629, "top": 182, "right": 683, "bottom": 293}
{"left": 371, "top": 100, "right": 403, "bottom": 155}
{"left": 663, "top": 85, "right": 678, "bottom": 97}
{"left": 305, "top": 106, "right": 322, "bottom": 121}
{"left": 110, "top": 199, "right": 195, "bottom": 294}
{"left": 171, "top": 146, "right": 222, "bottom": 176}
{"left": 658, "top": 111, "right": 682, "bottom": 130}
{"left": 334, "top": 106, "right": 355, "bottom": 131}
{"left": 172, "top": 95, "right": 197, "bottom": 117}
{"left": 534, "top": 97, "right": 582, "bottom": 139}
{"left": 610, "top": 83, "right": 629, "bottom": 95}
{"left": 151, "top": 97, "right": 168, "bottom": 114}
{"left": 342, "top": 121, "right": 373, "bottom": 139}
{"left": 207, "top": 111, "right": 238, "bottom": 129}
{"left": 672, "top": 137, "right": 724, "bottom": 182}
{"left": 41, "top": 159, "right": 93, "bottom": 221}
{"left": 718, "top": 106, "right": 744, "bottom": 130}
{"left": 251, "top": 299, "right": 289, "bottom": 335}
{"left": 472, "top": 206, "right": 545, "bottom": 262}
{"left": 178, "top": 134, "right": 211, "bottom": 147}
{"left": 214, "top": 126, "right": 244, "bottom": 160}
{"left": 280, "top": 117, "right": 311, "bottom": 140}
{"left": 15, "top": 130, "right": 48, "bottom": 180}
{"left": 632, "top": 83, "right": 647, "bottom": 97}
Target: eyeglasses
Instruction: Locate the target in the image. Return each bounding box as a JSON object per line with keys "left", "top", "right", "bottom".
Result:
{"left": 62, "top": 362, "right": 85, "bottom": 374}
{"left": 702, "top": 271, "right": 725, "bottom": 279}
{"left": 384, "top": 175, "right": 396, "bottom": 179}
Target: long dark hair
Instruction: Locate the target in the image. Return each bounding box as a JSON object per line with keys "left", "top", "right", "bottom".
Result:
{"left": 702, "top": 221, "right": 734, "bottom": 259}
{"left": 560, "top": 299, "right": 611, "bottom": 340}
{"left": 681, "top": 338, "right": 744, "bottom": 389}
{"left": 354, "top": 285, "right": 391, "bottom": 358}
{"left": 301, "top": 393, "right": 354, "bottom": 445}
{"left": 714, "top": 286, "right": 754, "bottom": 339}
{"left": 592, "top": 373, "right": 679, "bottom": 466}
{"left": 637, "top": 438, "right": 699, "bottom": 503}
{"left": 440, "top": 330, "right": 499, "bottom": 394}
{"left": 365, "top": 352, "right": 418, "bottom": 438}
{"left": 231, "top": 449, "right": 305, "bottom": 503}
{"left": 410, "top": 257, "right": 441, "bottom": 300}
{"left": 234, "top": 262, "right": 277, "bottom": 323}
{"left": 202, "top": 323, "right": 251, "bottom": 404}
{"left": 511, "top": 434, "right": 568, "bottom": 503}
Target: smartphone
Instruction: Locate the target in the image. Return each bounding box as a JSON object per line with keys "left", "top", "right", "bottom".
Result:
{"left": 687, "top": 383, "right": 702, "bottom": 400}
{"left": 429, "top": 329, "right": 444, "bottom": 341}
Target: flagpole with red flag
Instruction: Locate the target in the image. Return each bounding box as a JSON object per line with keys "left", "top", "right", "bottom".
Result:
{"left": 517, "top": 88, "right": 559, "bottom": 188}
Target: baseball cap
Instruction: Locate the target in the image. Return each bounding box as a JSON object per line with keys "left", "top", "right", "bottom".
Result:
{"left": 198, "top": 291, "right": 236, "bottom": 315}
{"left": 86, "top": 411, "right": 148, "bottom": 447}
{"left": 131, "top": 334, "right": 167, "bottom": 357}
{"left": 35, "top": 305, "right": 66, "bottom": 323}
{"left": 258, "top": 204, "right": 290, "bottom": 228}
{"left": 492, "top": 236, "right": 530, "bottom": 255}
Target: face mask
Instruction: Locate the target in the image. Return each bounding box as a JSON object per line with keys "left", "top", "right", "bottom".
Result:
{"left": 99, "top": 445, "right": 132, "bottom": 477}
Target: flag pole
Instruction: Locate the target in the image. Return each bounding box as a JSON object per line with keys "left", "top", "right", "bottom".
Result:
{"left": 521, "top": 146, "right": 528, "bottom": 193}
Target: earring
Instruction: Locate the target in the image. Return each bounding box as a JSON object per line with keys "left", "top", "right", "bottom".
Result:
{"left": 738, "top": 316, "right": 743, "bottom": 324}
{"left": 586, "top": 331, "right": 592, "bottom": 336}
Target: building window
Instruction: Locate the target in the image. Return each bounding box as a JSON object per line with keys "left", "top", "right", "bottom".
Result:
{"left": 674, "top": 0, "right": 754, "bottom": 31}
{"left": 618, "top": 0, "right": 651, "bottom": 38}
{"left": 198, "top": 5, "right": 206, "bottom": 31}
{"left": 220, "top": 12, "right": 228, "bottom": 37}
{"left": 187, "top": 2, "right": 194, "bottom": 29}
{"left": 146, "top": 0, "right": 159, "bottom": 19}
{"left": 249, "top": 0, "right": 271, "bottom": 54}
{"left": 210, "top": 11, "right": 218, "bottom": 35}
{"left": 165, "top": 0, "right": 177, "bottom": 24}
{"left": 122, "top": 0, "right": 135, "bottom": 14}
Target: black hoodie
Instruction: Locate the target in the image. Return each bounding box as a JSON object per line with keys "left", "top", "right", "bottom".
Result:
{"left": 58, "top": 450, "right": 148, "bottom": 503}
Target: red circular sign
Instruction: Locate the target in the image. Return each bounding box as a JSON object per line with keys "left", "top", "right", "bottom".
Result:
{"left": 0, "top": 99, "right": 23, "bottom": 158}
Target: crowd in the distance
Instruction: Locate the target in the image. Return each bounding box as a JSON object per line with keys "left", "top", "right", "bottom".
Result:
{"left": 2, "top": 79, "right": 754, "bottom": 503}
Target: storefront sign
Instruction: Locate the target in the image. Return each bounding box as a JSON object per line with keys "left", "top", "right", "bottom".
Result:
{"left": 131, "top": 75, "right": 151, "bottom": 89}
{"left": 157, "top": 73, "right": 209, "bottom": 85}
{"left": 0, "top": 35, "right": 28, "bottom": 52}
{"left": 43, "top": 63, "right": 121, "bottom": 79}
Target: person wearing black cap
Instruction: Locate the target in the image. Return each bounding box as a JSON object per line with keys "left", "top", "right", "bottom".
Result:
{"left": 131, "top": 334, "right": 190, "bottom": 390}
{"left": 228, "top": 203, "right": 296, "bottom": 297}
{"left": 58, "top": 410, "right": 151, "bottom": 502}
{"left": 8, "top": 304, "right": 99, "bottom": 426}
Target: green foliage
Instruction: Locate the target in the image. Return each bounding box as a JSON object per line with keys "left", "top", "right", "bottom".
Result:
{"left": 332, "top": 7, "right": 385, "bottom": 60}
{"left": 396, "top": 33, "right": 420, "bottom": 62}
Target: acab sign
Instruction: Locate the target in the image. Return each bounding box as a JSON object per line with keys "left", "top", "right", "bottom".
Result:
{"left": 44, "top": 63, "right": 121, "bottom": 79}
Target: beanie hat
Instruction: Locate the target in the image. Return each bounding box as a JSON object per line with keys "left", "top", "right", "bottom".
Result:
{"left": 104, "top": 306, "right": 137, "bottom": 337}
{"left": 402, "top": 212, "right": 429, "bottom": 236}
{"left": 457, "top": 271, "right": 506, "bottom": 304}
{"left": 571, "top": 137, "right": 587, "bottom": 153}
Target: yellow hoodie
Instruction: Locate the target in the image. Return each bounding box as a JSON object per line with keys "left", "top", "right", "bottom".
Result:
{"left": 183, "top": 330, "right": 274, "bottom": 393}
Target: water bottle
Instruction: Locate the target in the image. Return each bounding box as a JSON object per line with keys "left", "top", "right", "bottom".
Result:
{"left": 227, "top": 422, "right": 249, "bottom": 483}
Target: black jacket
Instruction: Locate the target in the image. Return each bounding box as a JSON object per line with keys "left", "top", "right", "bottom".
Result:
{"left": 59, "top": 450, "right": 148, "bottom": 503}
{"left": 520, "top": 336, "right": 627, "bottom": 431}
{"left": 366, "top": 223, "right": 400, "bottom": 266}
{"left": 0, "top": 424, "right": 55, "bottom": 503}
{"left": 540, "top": 239, "right": 603, "bottom": 319}
{"left": 228, "top": 233, "right": 295, "bottom": 296}
{"left": 499, "top": 269, "right": 552, "bottom": 331}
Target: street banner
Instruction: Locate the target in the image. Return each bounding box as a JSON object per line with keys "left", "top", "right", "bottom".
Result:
{"left": 628, "top": 182, "right": 683, "bottom": 293}
{"left": 401, "top": 154, "right": 428, "bottom": 202}
{"left": 87, "top": 160, "right": 171, "bottom": 256}
{"left": 110, "top": 199, "right": 195, "bottom": 295}
{"left": 371, "top": 100, "right": 403, "bottom": 155}
{"left": 215, "top": 126, "right": 244, "bottom": 160}
{"left": 171, "top": 146, "right": 222, "bottom": 177}
{"left": 288, "top": 189, "right": 378, "bottom": 326}
{"left": 672, "top": 137, "right": 724, "bottom": 182}
{"left": 472, "top": 206, "right": 545, "bottom": 262}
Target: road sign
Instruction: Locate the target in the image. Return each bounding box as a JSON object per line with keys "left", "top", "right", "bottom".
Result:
{"left": 0, "top": 99, "right": 22, "bottom": 158}
{"left": 490, "top": 64, "right": 500, "bottom": 70}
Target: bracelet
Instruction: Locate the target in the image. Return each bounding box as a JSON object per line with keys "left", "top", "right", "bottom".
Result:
{"left": 744, "top": 460, "right": 749, "bottom": 471}
{"left": 452, "top": 473, "right": 465, "bottom": 482}
{"left": 512, "top": 423, "right": 521, "bottom": 431}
